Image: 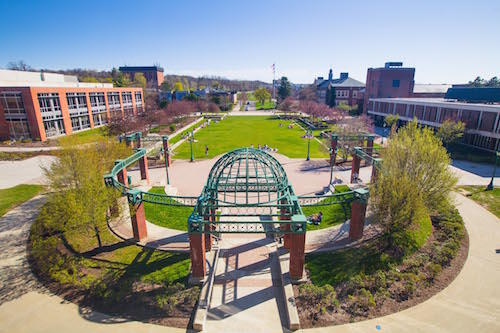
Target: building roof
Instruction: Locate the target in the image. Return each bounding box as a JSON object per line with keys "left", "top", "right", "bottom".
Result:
{"left": 445, "top": 87, "right": 500, "bottom": 103}
{"left": 316, "top": 76, "right": 364, "bottom": 89}
{"left": 0, "top": 69, "right": 112, "bottom": 88}
{"left": 413, "top": 84, "right": 452, "bottom": 93}
{"left": 370, "top": 97, "right": 500, "bottom": 112}
{"left": 119, "top": 66, "right": 164, "bottom": 72}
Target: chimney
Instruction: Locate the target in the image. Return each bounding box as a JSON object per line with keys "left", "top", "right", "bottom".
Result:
{"left": 340, "top": 72, "right": 348, "bottom": 80}
{"left": 328, "top": 69, "right": 333, "bottom": 81}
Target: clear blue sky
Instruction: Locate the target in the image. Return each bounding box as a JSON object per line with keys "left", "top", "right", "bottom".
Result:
{"left": 1, "top": 0, "right": 498, "bottom": 84}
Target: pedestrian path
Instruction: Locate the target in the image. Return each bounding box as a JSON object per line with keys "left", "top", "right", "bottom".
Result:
{"left": 303, "top": 192, "right": 500, "bottom": 333}
{"left": 205, "top": 234, "right": 288, "bottom": 333}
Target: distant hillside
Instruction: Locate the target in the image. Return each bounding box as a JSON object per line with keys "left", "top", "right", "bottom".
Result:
{"left": 39, "top": 68, "right": 271, "bottom": 91}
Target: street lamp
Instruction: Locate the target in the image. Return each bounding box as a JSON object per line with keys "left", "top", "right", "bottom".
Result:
{"left": 161, "top": 135, "right": 170, "bottom": 185}
{"left": 381, "top": 123, "right": 387, "bottom": 145}
{"left": 189, "top": 129, "right": 194, "bottom": 162}
{"left": 486, "top": 150, "right": 499, "bottom": 190}
{"left": 306, "top": 130, "right": 311, "bottom": 161}
{"left": 328, "top": 147, "right": 338, "bottom": 186}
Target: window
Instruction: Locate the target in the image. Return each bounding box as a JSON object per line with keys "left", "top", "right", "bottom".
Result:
{"left": 7, "top": 119, "right": 30, "bottom": 140}
{"left": 0, "top": 92, "right": 26, "bottom": 115}
{"left": 66, "top": 92, "right": 88, "bottom": 115}
{"left": 392, "top": 79, "right": 400, "bottom": 88}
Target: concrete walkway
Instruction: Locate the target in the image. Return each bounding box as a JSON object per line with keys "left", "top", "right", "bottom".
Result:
{"left": 302, "top": 193, "right": 500, "bottom": 333}
{"left": 206, "top": 234, "right": 288, "bottom": 333}
{"left": 0, "top": 156, "right": 55, "bottom": 189}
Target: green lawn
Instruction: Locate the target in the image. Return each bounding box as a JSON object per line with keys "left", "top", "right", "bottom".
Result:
{"left": 256, "top": 100, "right": 276, "bottom": 110}
{"left": 56, "top": 126, "right": 109, "bottom": 145}
{"left": 459, "top": 185, "right": 500, "bottom": 218}
{"left": 173, "top": 116, "right": 329, "bottom": 159}
{"left": 301, "top": 185, "right": 351, "bottom": 231}
{"left": 169, "top": 118, "right": 204, "bottom": 145}
{"left": 0, "top": 184, "right": 44, "bottom": 217}
{"left": 306, "top": 241, "right": 392, "bottom": 286}
{"left": 144, "top": 187, "right": 192, "bottom": 231}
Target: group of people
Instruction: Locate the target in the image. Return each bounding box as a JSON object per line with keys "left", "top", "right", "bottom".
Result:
{"left": 250, "top": 143, "right": 278, "bottom": 153}
{"left": 307, "top": 211, "right": 323, "bottom": 225}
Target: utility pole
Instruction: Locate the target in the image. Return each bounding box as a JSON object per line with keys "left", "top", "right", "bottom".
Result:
{"left": 487, "top": 150, "right": 499, "bottom": 190}
{"left": 272, "top": 63, "right": 276, "bottom": 100}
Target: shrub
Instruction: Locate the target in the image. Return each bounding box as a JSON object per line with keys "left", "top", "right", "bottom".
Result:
{"left": 346, "top": 288, "right": 375, "bottom": 316}
{"left": 298, "top": 283, "right": 339, "bottom": 316}
{"left": 426, "top": 263, "right": 442, "bottom": 281}
{"left": 169, "top": 124, "right": 176, "bottom": 132}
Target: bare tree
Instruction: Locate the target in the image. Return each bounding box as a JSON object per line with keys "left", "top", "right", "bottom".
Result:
{"left": 7, "top": 60, "right": 32, "bottom": 71}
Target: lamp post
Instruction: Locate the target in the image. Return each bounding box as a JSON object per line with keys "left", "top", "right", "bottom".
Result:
{"left": 306, "top": 130, "right": 311, "bottom": 161}
{"left": 381, "top": 123, "right": 387, "bottom": 145}
{"left": 329, "top": 147, "right": 338, "bottom": 186}
{"left": 190, "top": 129, "right": 194, "bottom": 162}
{"left": 486, "top": 150, "right": 499, "bottom": 191}
{"left": 161, "top": 135, "right": 170, "bottom": 185}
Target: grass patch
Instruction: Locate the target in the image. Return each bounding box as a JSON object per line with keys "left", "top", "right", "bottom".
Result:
{"left": 0, "top": 184, "right": 44, "bottom": 217}
{"left": 306, "top": 242, "right": 392, "bottom": 286}
{"left": 0, "top": 151, "right": 55, "bottom": 161}
{"left": 173, "top": 116, "right": 329, "bottom": 159}
{"left": 144, "top": 187, "right": 192, "bottom": 231}
{"left": 56, "top": 126, "right": 109, "bottom": 145}
{"left": 301, "top": 185, "right": 351, "bottom": 231}
{"left": 169, "top": 118, "right": 204, "bottom": 145}
{"left": 459, "top": 185, "right": 500, "bottom": 218}
{"left": 30, "top": 198, "right": 198, "bottom": 323}
{"left": 256, "top": 100, "right": 276, "bottom": 110}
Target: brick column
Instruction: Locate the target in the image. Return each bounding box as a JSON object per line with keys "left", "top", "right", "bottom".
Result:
{"left": 351, "top": 154, "right": 361, "bottom": 183}
{"left": 130, "top": 201, "right": 147, "bottom": 241}
{"left": 330, "top": 136, "right": 338, "bottom": 166}
{"left": 189, "top": 233, "right": 206, "bottom": 279}
{"left": 85, "top": 92, "right": 95, "bottom": 129}
{"left": 366, "top": 138, "right": 374, "bottom": 165}
{"left": 204, "top": 224, "right": 212, "bottom": 251}
{"left": 289, "top": 233, "right": 305, "bottom": 280}
{"left": 139, "top": 155, "right": 149, "bottom": 181}
{"left": 136, "top": 134, "right": 141, "bottom": 148}
{"left": 280, "top": 199, "right": 291, "bottom": 249}
{"left": 349, "top": 199, "right": 367, "bottom": 240}
{"left": 115, "top": 161, "right": 128, "bottom": 187}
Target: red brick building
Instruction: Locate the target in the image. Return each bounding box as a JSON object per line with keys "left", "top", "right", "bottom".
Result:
{"left": 0, "top": 69, "right": 144, "bottom": 141}
{"left": 367, "top": 97, "right": 500, "bottom": 151}
{"left": 316, "top": 69, "right": 364, "bottom": 107}
{"left": 119, "top": 66, "right": 164, "bottom": 88}
{"left": 363, "top": 62, "right": 415, "bottom": 113}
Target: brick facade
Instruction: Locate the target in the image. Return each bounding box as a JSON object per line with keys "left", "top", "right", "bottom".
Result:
{"left": 0, "top": 86, "right": 144, "bottom": 141}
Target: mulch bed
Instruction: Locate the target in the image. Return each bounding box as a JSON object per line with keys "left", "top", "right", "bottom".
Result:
{"left": 294, "top": 230, "right": 469, "bottom": 328}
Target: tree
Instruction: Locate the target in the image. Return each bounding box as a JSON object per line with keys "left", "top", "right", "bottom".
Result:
{"left": 468, "top": 76, "right": 500, "bottom": 87}
{"left": 254, "top": 87, "right": 271, "bottom": 105}
{"left": 184, "top": 93, "right": 199, "bottom": 102}
{"left": 371, "top": 121, "right": 457, "bottom": 254}
{"left": 298, "top": 85, "right": 317, "bottom": 101}
{"left": 160, "top": 81, "right": 173, "bottom": 91}
{"left": 326, "top": 87, "right": 336, "bottom": 107}
{"left": 7, "top": 60, "right": 32, "bottom": 71}
{"left": 132, "top": 73, "right": 147, "bottom": 89}
{"left": 113, "top": 72, "right": 131, "bottom": 87}
{"left": 42, "top": 139, "right": 130, "bottom": 249}
{"left": 239, "top": 92, "right": 248, "bottom": 106}
{"left": 335, "top": 115, "right": 373, "bottom": 161}
{"left": 174, "top": 81, "right": 184, "bottom": 91}
{"left": 278, "top": 97, "right": 299, "bottom": 118}
{"left": 384, "top": 114, "right": 399, "bottom": 135}
{"left": 80, "top": 76, "right": 99, "bottom": 83}
{"left": 437, "top": 119, "right": 465, "bottom": 148}
{"left": 278, "top": 76, "right": 291, "bottom": 101}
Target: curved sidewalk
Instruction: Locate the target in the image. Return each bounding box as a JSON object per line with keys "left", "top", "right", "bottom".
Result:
{"left": 303, "top": 193, "right": 500, "bottom": 333}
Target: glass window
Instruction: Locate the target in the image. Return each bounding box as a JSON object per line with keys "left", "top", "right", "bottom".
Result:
{"left": 392, "top": 79, "right": 400, "bottom": 88}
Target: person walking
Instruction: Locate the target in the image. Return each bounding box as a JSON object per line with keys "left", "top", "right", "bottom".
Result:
{"left": 205, "top": 145, "right": 209, "bottom": 156}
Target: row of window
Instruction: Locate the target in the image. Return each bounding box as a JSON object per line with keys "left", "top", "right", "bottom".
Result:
{"left": 372, "top": 101, "right": 499, "bottom": 133}
{"left": 1, "top": 91, "right": 141, "bottom": 139}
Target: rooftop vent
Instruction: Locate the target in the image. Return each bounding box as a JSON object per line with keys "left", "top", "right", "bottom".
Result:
{"left": 340, "top": 72, "right": 349, "bottom": 79}
{"left": 385, "top": 62, "right": 403, "bottom": 68}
